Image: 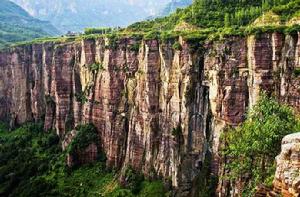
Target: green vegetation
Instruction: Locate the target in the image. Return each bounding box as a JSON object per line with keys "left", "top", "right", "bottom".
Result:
{"left": 222, "top": 92, "right": 300, "bottom": 195}
{"left": 75, "top": 85, "right": 93, "bottom": 104}
{"left": 121, "top": 0, "right": 300, "bottom": 43}
{"left": 75, "top": 91, "right": 88, "bottom": 104}
{"left": 129, "top": 43, "right": 141, "bottom": 52}
{"left": 0, "top": 0, "right": 59, "bottom": 49}
{"left": 84, "top": 28, "right": 113, "bottom": 35}
{"left": 122, "top": 166, "right": 144, "bottom": 194}
{"left": 2, "top": 0, "right": 300, "bottom": 50}
{"left": 0, "top": 122, "right": 62, "bottom": 196}
{"left": 67, "top": 124, "right": 99, "bottom": 155}
{"left": 294, "top": 67, "right": 300, "bottom": 77}
{"left": 106, "top": 34, "right": 119, "bottom": 50}
{"left": 0, "top": 123, "right": 168, "bottom": 197}
{"left": 127, "top": 0, "right": 298, "bottom": 32}
{"left": 172, "top": 125, "right": 183, "bottom": 137}
{"left": 172, "top": 41, "right": 182, "bottom": 51}
{"left": 89, "top": 62, "right": 104, "bottom": 73}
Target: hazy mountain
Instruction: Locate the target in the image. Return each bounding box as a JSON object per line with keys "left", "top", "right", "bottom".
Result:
{"left": 159, "top": 0, "right": 192, "bottom": 16}
{"left": 11, "top": 0, "right": 171, "bottom": 33}
{"left": 0, "top": 0, "right": 59, "bottom": 48}
{"left": 146, "top": 0, "right": 192, "bottom": 20}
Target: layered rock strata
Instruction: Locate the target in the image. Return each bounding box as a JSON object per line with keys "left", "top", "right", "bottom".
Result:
{"left": 0, "top": 32, "right": 299, "bottom": 196}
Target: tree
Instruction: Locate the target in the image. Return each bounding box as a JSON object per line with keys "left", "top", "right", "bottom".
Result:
{"left": 222, "top": 92, "right": 300, "bottom": 195}
{"left": 224, "top": 13, "right": 231, "bottom": 27}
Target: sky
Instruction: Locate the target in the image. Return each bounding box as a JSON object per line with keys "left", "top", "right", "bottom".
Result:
{"left": 11, "top": 0, "right": 172, "bottom": 32}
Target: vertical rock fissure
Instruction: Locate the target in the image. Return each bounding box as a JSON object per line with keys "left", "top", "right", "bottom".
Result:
{"left": 1, "top": 32, "right": 300, "bottom": 196}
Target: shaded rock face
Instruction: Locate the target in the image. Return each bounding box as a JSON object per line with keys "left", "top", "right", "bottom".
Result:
{"left": 0, "top": 32, "right": 299, "bottom": 196}
{"left": 273, "top": 133, "right": 300, "bottom": 197}
{"left": 62, "top": 130, "right": 98, "bottom": 167}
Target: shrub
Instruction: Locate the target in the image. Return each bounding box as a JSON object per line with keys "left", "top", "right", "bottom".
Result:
{"left": 222, "top": 92, "right": 300, "bottom": 195}
{"left": 89, "top": 62, "right": 104, "bottom": 72}
{"left": 67, "top": 124, "right": 99, "bottom": 155}
{"left": 84, "top": 27, "right": 113, "bottom": 35}
{"left": 139, "top": 181, "right": 165, "bottom": 197}
{"left": 123, "top": 166, "right": 144, "bottom": 194}
{"left": 144, "top": 31, "right": 160, "bottom": 40}
{"left": 75, "top": 92, "right": 88, "bottom": 104}
{"left": 129, "top": 43, "right": 140, "bottom": 52}
{"left": 106, "top": 34, "right": 119, "bottom": 50}
{"left": 172, "top": 125, "right": 182, "bottom": 137}
{"left": 0, "top": 122, "right": 8, "bottom": 132}
{"left": 294, "top": 67, "right": 300, "bottom": 77}
{"left": 285, "top": 24, "right": 300, "bottom": 35}
{"left": 172, "top": 41, "right": 182, "bottom": 51}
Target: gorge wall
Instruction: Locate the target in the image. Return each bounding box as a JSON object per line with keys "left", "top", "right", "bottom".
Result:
{"left": 0, "top": 32, "right": 299, "bottom": 196}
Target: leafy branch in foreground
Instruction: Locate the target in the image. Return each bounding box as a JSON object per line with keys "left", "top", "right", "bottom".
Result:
{"left": 222, "top": 92, "right": 300, "bottom": 195}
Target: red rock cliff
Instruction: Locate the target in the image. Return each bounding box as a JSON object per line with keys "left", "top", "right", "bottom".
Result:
{"left": 0, "top": 32, "right": 299, "bottom": 196}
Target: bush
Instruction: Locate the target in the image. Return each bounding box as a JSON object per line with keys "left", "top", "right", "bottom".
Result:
{"left": 89, "top": 62, "right": 104, "bottom": 72}
{"left": 123, "top": 166, "right": 144, "bottom": 194}
{"left": 293, "top": 67, "right": 300, "bottom": 77}
{"left": 0, "top": 122, "right": 8, "bottom": 132}
{"left": 106, "top": 34, "right": 119, "bottom": 50}
{"left": 67, "top": 124, "right": 99, "bottom": 155}
{"left": 172, "top": 125, "right": 182, "bottom": 137}
{"left": 84, "top": 27, "right": 113, "bottom": 35}
{"left": 128, "top": 43, "right": 140, "bottom": 52}
{"left": 139, "top": 181, "right": 165, "bottom": 197}
{"left": 285, "top": 24, "right": 300, "bottom": 35}
{"left": 172, "top": 41, "right": 182, "bottom": 51}
{"left": 144, "top": 31, "right": 160, "bottom": 40}
{"left": 75, "top": 92, "right": 88, "bottom": 104}
{"left": 222, "top": 92, "right": 300, "bottom": 195}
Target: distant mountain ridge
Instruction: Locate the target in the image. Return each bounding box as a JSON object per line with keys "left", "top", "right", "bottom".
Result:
{"left": 145, "top": 0, "right": 192, "bottom": 20}
{"left": 11, "top": 0, "right": 171, "bottom": 33}
{"left": 159, "top": 0, "right": 192, "bottom": 16}
{"left": 0, "top": 0, "right": 59, "bottom": 48}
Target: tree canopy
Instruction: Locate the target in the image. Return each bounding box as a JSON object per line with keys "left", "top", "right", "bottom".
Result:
{"left": 222, "top": 92, "right": 300, "bottom": 195}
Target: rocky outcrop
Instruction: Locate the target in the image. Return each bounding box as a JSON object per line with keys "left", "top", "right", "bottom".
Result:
{"left": 62, "top": 130, "right": 98, "bottom": 167}
{"left": 273, "top": 133, "right": 300, "bottom": 197}
{"left": 0, "top": 32, "right": 299, "bottom": 196}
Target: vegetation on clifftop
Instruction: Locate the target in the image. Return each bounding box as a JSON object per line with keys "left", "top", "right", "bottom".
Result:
{"left": 8, "top": 0, "right": 300, "bottom": 50}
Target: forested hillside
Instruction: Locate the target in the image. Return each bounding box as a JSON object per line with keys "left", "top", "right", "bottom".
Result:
{"left": 0, "top": 0, "right": 59, "bottom": 48}
{"left": 127, "top": 0, "right": 300, "bottom": 34}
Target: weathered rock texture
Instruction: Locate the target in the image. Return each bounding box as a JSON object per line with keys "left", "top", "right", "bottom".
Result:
{"left": 272, "top": 133, "right": 300, "bottom": 197}
{"left": 0, "top": 32, "right": 299, "bottom": 196}
{"left": 62, "top": 130, "right": 98, "bottom": 167}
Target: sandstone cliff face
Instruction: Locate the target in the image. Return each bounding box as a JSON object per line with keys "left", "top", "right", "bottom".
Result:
{"left": 0, "top": 32, "right": 299, "bottom": 196}
{"left": 206, "top": 32, "right": 300, "bottom": 196}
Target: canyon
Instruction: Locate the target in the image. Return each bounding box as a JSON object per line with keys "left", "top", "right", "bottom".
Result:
{"left": 0, "top": 31, "right": 299, "bottom": 196}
